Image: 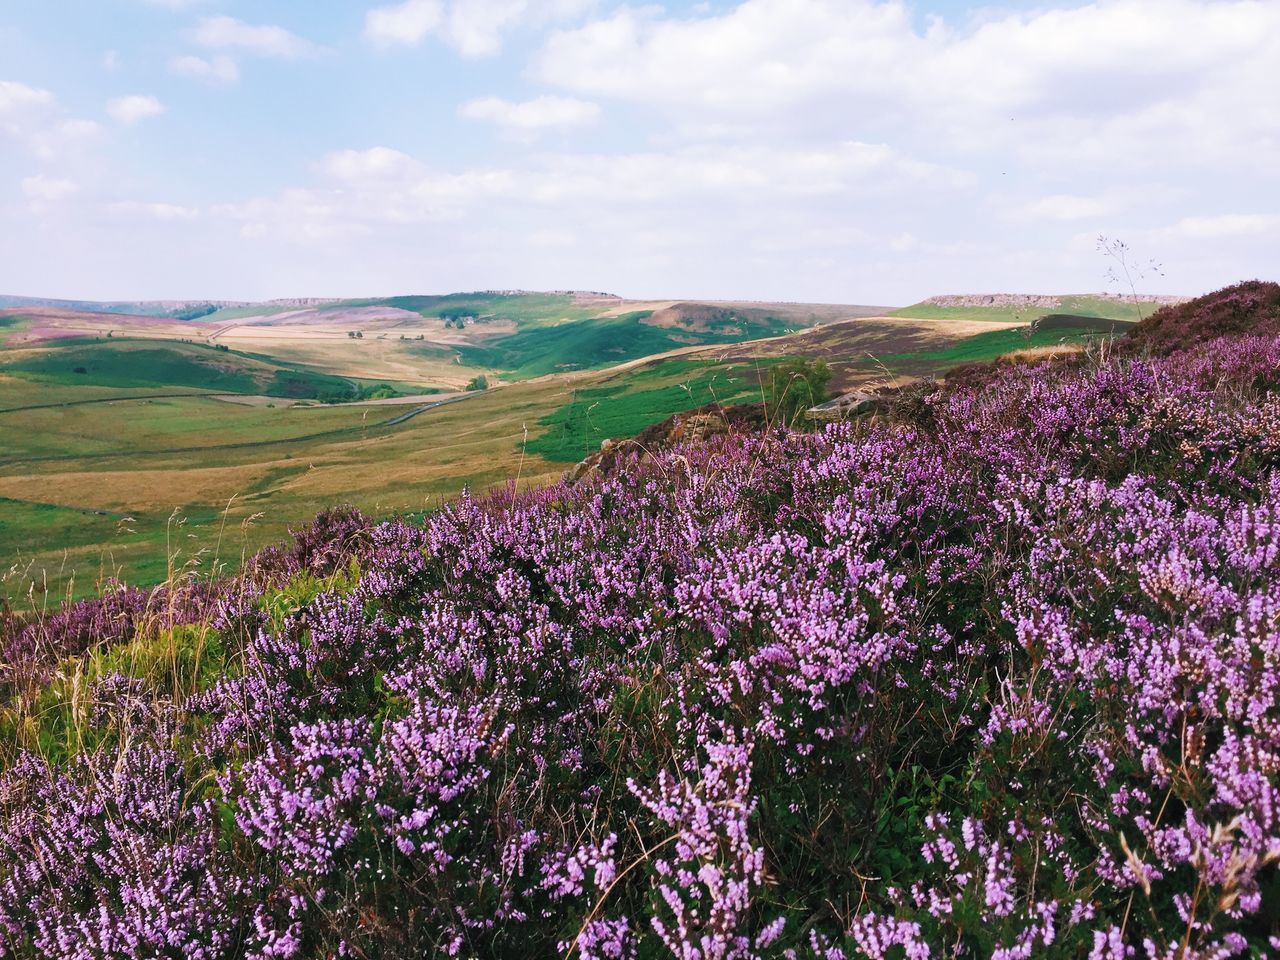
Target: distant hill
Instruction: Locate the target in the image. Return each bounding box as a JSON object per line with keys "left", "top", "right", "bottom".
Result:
{"left": 0, "top": 294, "right": 342, "bottom": 321}
{"left": 892, "top": 292, "right": 1188, "bottom": 325}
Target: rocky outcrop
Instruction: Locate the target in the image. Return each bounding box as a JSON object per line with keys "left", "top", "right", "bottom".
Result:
{"left": 922, "top": 293, "right": 1186, "bottom": 309}
{"left": 805, "top": 390, "right": 882, "bottom": 422}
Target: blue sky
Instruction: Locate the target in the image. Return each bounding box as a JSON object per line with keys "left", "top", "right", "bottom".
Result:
{"left": 1, "top": 0, "right": 1276, "bottom": 304}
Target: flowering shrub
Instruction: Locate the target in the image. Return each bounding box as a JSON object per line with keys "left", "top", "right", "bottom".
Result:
{"left": 1, "top": 294, "right": 1279, "bottom": 958}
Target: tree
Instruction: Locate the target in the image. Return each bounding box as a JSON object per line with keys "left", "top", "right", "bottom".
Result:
{"left": 440, "top": 307, "right": 478, "bottom": 325}
{"left": 465, "top": 375, "right": 489, "bottom": 392}
{"left": 766, "top": 358, "right": 832, "bottom": 427}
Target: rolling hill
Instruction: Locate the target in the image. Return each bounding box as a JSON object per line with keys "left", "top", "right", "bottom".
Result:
{"left": 0, "top": 288, "right": 1171, "bottom": 597}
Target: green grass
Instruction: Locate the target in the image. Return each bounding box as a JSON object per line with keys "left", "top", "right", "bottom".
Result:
{"left": 527, "top": 358, "right": 769, "bottom": 462}
{"left": 882, "top": 326, "right": 1105, "bottom": 366}
{"left": 0, "top": 496, "right": 221, "bottom": 603}
{"left": 0, "top": 395, "right": 386, "bottom": 463}
{"left": 0, "top": 496, "right": 128, "bottom": 558}
{"left": 1, "top": 340, "right": 372, "bottom": 401}
{"left": 891, "top": 295, "right": 1157, "bottom": 325}
{"left": 460, "top": 312, "right": 794, "bottom": 380}
{"left": 4, "top": 342, "right": 259, "bottom": 392}
{"left": 366, "top": 292, "right": 605, "bottom": 328}
{"left": 204, "top": 303, "right": 303, "bottom": 323}
{"left": 0, "top": 315, "right": 30, "bottom": 345}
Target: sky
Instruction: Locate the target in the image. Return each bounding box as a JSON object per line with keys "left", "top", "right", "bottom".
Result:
{"left": 0, "top": 0, "right": 1277, "bottom": 305}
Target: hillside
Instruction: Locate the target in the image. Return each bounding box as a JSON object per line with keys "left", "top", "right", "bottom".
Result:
{"left": 0, "top": 292, "right": 892, "bottom": 596}
{"left": 0, "top": 291, "right": 1191, "bottom": 598}
{"left": 1, "top": 282, "right": 1277, "bottom": 958}
{"left": 892, "top": 292, "right": 1185, "bottom": 325}
{"left": 1, "top": 292, "right": 887, "bottom": 388}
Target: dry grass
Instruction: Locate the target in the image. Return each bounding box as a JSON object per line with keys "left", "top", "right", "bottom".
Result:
{"left": 675, "top": 315, "right": 1028, "bottom": 391}
{"left": 998, "top": 343, "right": 1087, "bottom": 365}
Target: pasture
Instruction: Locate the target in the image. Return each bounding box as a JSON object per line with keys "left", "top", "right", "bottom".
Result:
{"left": 0, "top": 293, "right": 1149, "bottom": 600}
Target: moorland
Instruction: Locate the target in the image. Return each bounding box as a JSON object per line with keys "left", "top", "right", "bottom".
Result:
{"left": 1, "top": 281, "right": 1277, "bottom": 958}
{"left": 0, "top": 289, "right": 1155, "bottom": 599}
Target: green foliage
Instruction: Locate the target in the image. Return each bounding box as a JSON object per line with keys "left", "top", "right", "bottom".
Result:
{"left": 465, "top": 375, "right": 489, "bottom": 392}
{"left": 372, "top": 292, "right": 601, "bottom": 327}
{"left": 892, "top": 295, "right": 1153, "bottom": 325}
{"left": 459, "top": 311, "right": 792, "bottom": 381}
{"left": 439, "top": 307, "right": 479, "bottom": 323}
{"left": 2, "top": 341, "right": 369, "bottom": 401}
{"left": 766, "top": 358, "right": 832, "bottom": 426}
{"left": 0, "top": 623, "right": 228, "bottom": 766}
{"left": 172, "top": 304, "right": 219, "bottom": 321}
{"left": 883, "top": 326, "right": 1102, "bottom": 366}
{"left": 4, "top": 343, "right": 263, "bottom": 393}
{"left": 257, "top": 563, "right": 361, "bottom": 632}
{"left": 527, "top": 359, "right": 766, "bottom": 462}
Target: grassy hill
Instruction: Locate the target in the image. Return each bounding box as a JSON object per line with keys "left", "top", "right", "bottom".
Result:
{"left": 891, "top": 293, "right": 1172, "bottom": 325}
{"left": 0, "top": 290, "right": 1187, "bottom": 598}
{"left": 1, "top": 339, "right": 398, "bottom": 402}
{"left": 1, "top": 283, "right": 1276, "bottom": 958}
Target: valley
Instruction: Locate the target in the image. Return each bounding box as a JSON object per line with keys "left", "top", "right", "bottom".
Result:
{"left": 0, "top": 290, "right": 1161, "bottom": 599}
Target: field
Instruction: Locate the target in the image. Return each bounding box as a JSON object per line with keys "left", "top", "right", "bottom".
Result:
{"left": 891, "top": 293, "right": 1172, "bottom": 325}
{"left": 3, "top": 283, "right": 1277, "bottom": 958}
{"left": 0, "top": 292, "right": 1149, "bottom": 599}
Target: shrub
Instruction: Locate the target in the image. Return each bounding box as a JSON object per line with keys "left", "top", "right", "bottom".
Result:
{"left": 3, "top": 286, "right": 1280, "bottom": 958}
{"left": 766, "top": 357, "right": 832, "bottom": 426}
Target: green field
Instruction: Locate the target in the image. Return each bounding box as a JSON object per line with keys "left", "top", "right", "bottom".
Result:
{"left": 0, "top": 316, "right": 26, "bottom": 345}
{"left": 891, "top": 295, "right": 1159, "bottom": 325}
{"left": 528, "top": 357, "right": 772, "bottom": 462}
{"left": 0, "top": 293, "right": 1106, "bottom": 601}
{"left": 1, "top": 340, "right": 404, "bottom": 402}
{"left": 459, "top": 311, "right": 793, "bottom": 379}
{"left": 881, "top": 325, "right": 1109, "bottom": 367}
{"left": 372, "top": 292, "right": 607, "bottom": 327}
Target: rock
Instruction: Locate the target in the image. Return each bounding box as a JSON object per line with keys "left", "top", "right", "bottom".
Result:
{"left": 806, "top": 391, "right": 881, "bottom": 422}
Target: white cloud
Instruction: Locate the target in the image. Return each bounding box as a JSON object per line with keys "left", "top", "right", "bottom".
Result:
{"left": 889, "top": 232, "right": 917, "bottom": 253}
{"left": 365, "top": 0, "right": 442, "bottom": 48}
{"left": 108, "top": 201, "right": 200, "bottom": 221}
{"left": 1018, "top": 194, "right": 1110, "bottom": 222}
{"left": 0, "top": 80, "right": 54, "bottom": 114}
{"left": 20, "top": 118, "right": 103, "bottom": 161}
{"left": 169, "top": 54, "right": 240, "bottom": 84}
{"left": 322, "top": 146, "right": 423, "bottom": 185}
{"left": 1164, "top": 214, "right": 1279, "bottom": 239}
{"left": 194, "top": 16, "right": 315, "bottom": 59}
{"left": 21, "top": 175, "right": 77, "bottom": 201}
{"left": 107, "top": 95, "right": 165, "bottom": 125}
{"left": 56, "top": 119, "right": 102, "bottom": 139}
{"left": 216, "top": 138, "right": 962, "bottom": 248}
{"left": 459, "top": 95, "right": 599, "bottom": 132}
{"left": 365, "top": 0, "right": 593, "bottom": 56}
{"left": 6, "top": 1, "right": 1278, "bottom": 304}
{"left": 443, "top": 0, "right": 531, "bottom": 57}
{"left": 533, "top": 0, "right": 1280, "bottom": 172}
